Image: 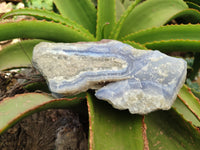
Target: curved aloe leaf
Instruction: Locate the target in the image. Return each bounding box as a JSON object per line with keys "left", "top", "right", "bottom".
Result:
{"left": 191, "top": 89, "right": 200, "bottom": 99}
{"left": 145, "top": 40, "right": 200, "bottom": 52}
{"left": 0, "top": 20, "right": 95, "bottom": 42}
{"left": 184, "top": 0, "right": 200, "bottom": 5}
{"left": 178, "top": 85, "right": 200, "bottom": 121}
{"left": 145, "top": 109, "right": 200, "bottom": 150}
{"left": 109, "top": 0, "right": 141, "bottom": 39}
{"left": 0, "top": 8, "right": 93, "bottom": 36}
{"left": 87, "top": 92, "right": 145, "bottom": 150}
{"left": 118, "top": 0, "right": 188, "bottom": 38}
{"left": 190, "top": 53, "right": 200, "bottom": 80}
{"left": 0, "top": 93, "right": 87, "bottom": 135}
{"left": 96, "top": 0, "right": 116, "bottom": 40}
{"left": 115, "top": 0, "right": 125, "bottom": 21}
{"left": 0, "top": 40, "right": 44, "bottom": 70}
{"left": 123, "top": 40, "right": 147, "bottom": 49}
{"left": 186, "top": 79, "right": 200, "bottom": 99}
{"left": 186, "top": 2, "right": 200, "bottom": 11}
{"left": 171, "top": 9, "right": 200, "bottom": 24}
{"left": 123, "top": 0, "right": 135, "bottom": 9}
{"left": 123, "top": 24, "right": 200, "bottom": 44}
{"left": 1, "top": 8, "right": 69, "bottom": 22}
{"left": 53, "top": 0, "right": 97, "bottom": 35}
{"left": 173, "top": 97, "right": 200, "bottom": 127}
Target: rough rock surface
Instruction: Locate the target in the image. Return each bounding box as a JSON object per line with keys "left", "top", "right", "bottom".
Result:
{"left": 32, "top": 40, "right": 187, "bottom": 114}
{"left": 95, "top": 50, "right": 187, "bottom": 114}
{"left": 33, "top": 40, "right": 132, "bottom": 95}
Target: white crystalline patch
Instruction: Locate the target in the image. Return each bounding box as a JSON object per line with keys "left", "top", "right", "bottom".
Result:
{"left": 149, "top": 55, "right": 164, "bottom": 62}
{"left": 34, "top": 53, "right": 127, "bottom": 80}
{"left": 33, "top": 40, "right": 187, "bottom": 114}
{"left": 95, "top": 80, "right": 175, "bottom": 115}
{"left": 123, "top": 90, "right": 169, "bottom": 114}
{"left": 130, "top": 48, "right": 150, "bottom": 57}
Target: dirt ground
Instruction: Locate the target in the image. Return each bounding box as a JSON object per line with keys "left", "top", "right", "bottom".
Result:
{"left": 0, "top": 109, "right": 88, "bottom": 150}
{"left": 0, "top": 69, "right": 88, "bottom": 150}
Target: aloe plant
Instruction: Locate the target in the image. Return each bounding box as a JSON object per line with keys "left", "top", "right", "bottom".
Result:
{"left": 0, "top": 0, "right": 200, "bottom": 149}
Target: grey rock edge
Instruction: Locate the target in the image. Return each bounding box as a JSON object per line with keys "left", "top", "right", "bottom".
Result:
{"left": 32, "top": 40, "right": 187, "bottom": 114}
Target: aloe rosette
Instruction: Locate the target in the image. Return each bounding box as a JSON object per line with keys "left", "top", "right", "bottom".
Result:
{"left": 0, "top": 0, "right": 200, "bottom": 149}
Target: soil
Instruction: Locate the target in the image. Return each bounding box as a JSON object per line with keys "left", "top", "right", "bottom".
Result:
{"left": 0, "top": 70, "right": 88, "bottom": 150}
{"left": 0, "top": 68, "right": 45, "bottom": 101}
{"left": 0, "top": 109, "right": 88, "bottom": 150}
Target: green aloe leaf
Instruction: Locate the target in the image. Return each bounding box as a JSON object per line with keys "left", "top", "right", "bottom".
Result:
{"left": 173, "top": 97, "right": 200, "bottom": 127}
{"left": 184, "top": 0, "right": 200, "bottom": 6}
{"left": 0, "top": 20, "right": 95, "bottom": 42}
{"left": 122, "top": 0, "right": 135, "bottom": 9}
{"left": 178, "top": 85, "right": 200, "bottom": 121}
{"left": 186, "top": 79, "right": 200, "bottom": 99}
{"left": 96, "top": 0, "right": 116, "bottom": 40}
{"left": 87, "top": 92, "right": 145, "bottom": 150}
{"left": 109, "top": 0, "right": 141, "bottom": 39}
{"left": 186, "top": 2, "right": 200, "bottom": 11}
{"left": 0, "top": 93, "right": 87, "bottom": 135}
{"left": 96, "top": 0, "right": 115, "bottom": 39}
{"left": 22, "top": 0, "right": 53, "bottom": 10}
{"left": 145, "top": 109, "right": 200, "bottom": 150}
{"left": 189, "top": 53, "right": 200, "bottom": 80}
{"left": 123, "top": 40, "right": 147, "bottom": 49}
{"left": 115, "top": 0, "right": 125, "bottom": 21}
{"left": 171, "top": 9, "right": 200, "bottom": 24}
{"left": 1, "top": 8, "right": 68, "bottom": 22}
{"left": 191, "top": 89, "right": 200, "bottom": 100}
{"left": 53, "top": 0, "right": 97, "bottom": 35}
{"left": 0, "top": 40, "right": 44, "bottom": 70}
{"left": 0, "top": 8, "right": 93, "bottom": 36}
{"left": 145, "top": 40, "right": 200, "bottom": 52}
{"left": 118, "top": 0, "right": 188, "bottom": 38}
{"left": 123, "top": 24, "right": 200, "bottom": 44}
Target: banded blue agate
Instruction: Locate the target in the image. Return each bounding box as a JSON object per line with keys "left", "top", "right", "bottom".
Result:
{"left": 95, "top": 50, "right": 187, "bottom": 114}
{"left": 33, "top": 40, "right": 134, "bottom": 95}
{"left": 32, "top": 40, "right": 187, "bottom": 114}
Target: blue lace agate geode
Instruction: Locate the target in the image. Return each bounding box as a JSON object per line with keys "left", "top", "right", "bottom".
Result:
{"left": 32, "top": 40, "right": 187, "bottom": 114}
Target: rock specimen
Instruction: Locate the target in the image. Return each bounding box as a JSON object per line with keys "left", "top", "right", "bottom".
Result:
{"left": 32, "top": 40, "right": 187, "bottom": 114}
{"left": 33, "top": 40, "right": 132, "bottom": 95}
